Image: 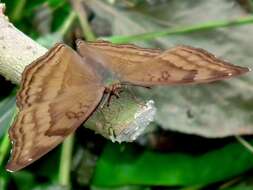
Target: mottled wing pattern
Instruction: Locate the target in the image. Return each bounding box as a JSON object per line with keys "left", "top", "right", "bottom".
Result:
{"left": 77, "top": 40, "right": 249, "bottom": 86}
{"left": 6, "top": 44, "right": 104, "bottom": 172}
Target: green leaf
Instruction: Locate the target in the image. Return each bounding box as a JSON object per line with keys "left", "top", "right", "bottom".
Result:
{"left": 91, "top": 185, "right": 151, "bottom": 190}
{"left": 31, "top": 147, "right": 61, "bottom": 183}
{"left": 12, "top": 170, "right": 65, "bottom": 190}
{"left": 0, "top": 92, "right": 16, "bottom": 190}
{"left": 0, "top": 91, "right": 16, "bottom": 138}
{"left": 32, "top": 184, "right": 68, "bottom": 190}
{"left": 0, "top": 90, "right": 16, "bottom": 170}
{"left": 0, "top": 167, "right": 10, "bottom": 190}
{"left": 105, "top": 16, "right": 253, "bottom": 43}
{"left": 223, "top": 185, "right": 253, "bottom": 190}
{"left": 92, "top": 141, "right": 253, "bottom": 187}
{"left": 12, "top": 171, "right": 36, "bottom": 190}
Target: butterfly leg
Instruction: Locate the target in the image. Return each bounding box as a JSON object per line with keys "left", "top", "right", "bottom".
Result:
{"left": 100, "top": 83, "right": 122, "bottom": 108}
{"left": 106, "top": 87, "right": 121, "bottom": 106}
{"left": 99, "top": 87, "right": 116, "bottom": 109}
{"left": 111, "top": 84, "right": 122, "bottom": 98}
{"left": 99, "top": 93, "right": 110, "bottom": 109}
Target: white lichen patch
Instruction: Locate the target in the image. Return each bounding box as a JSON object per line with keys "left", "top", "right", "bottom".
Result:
{"left": 109, "top": 100, "right": 156, "bottom": 143}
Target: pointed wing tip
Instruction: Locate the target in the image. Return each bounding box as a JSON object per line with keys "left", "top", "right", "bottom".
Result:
{"left": 242, "top": 66, "right": 251, "bottom": 73}
{"left": 232, "top": 65, "right": 251, "bottom": 76}
{"left": 5, "top": 161, "right": 22, "bottom": 172}
{"left": 177, "top": 45, "right": 250, "bottom": 76}
{"left": 6, "top": 158, "right": 34, "bottom": 172}
{"left": 216, "top": 66, "right": 250, "bottom": 81}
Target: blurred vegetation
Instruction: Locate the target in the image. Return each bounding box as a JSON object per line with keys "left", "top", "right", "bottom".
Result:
{"left": 1, "top": 0, "right": 253, "bottom": 190}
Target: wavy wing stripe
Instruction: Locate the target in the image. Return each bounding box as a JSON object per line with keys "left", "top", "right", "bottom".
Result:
{"left": 177, "top": 46, "right": 249, "bottom": 75}
{"left": 17, "top": 44, "right": 66, "bottom": 109}
{"left": 7, "top": 43, "right": 105, "bottom": 172}
{"left": 86, "top": 40, "right": 162, "bottom": 54}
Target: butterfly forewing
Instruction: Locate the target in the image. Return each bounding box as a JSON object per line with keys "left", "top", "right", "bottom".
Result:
{"left": 6, "top": 44, "right": 104, "bottom": 172}
{"left": 77, "top": 40, "right": 249, "bottom": 86}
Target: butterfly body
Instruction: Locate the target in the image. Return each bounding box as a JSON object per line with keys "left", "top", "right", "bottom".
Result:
{"left": 77, "top": 42, "right": 119, "bottom": 86}
{"left": 6, "top": 40, "right": 249, "bottom": 172}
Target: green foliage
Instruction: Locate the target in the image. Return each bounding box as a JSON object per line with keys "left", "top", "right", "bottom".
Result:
{"left": 0, "top": 91, "right": 16, "bottom": 138}
{"left": 93, "top": 141, "right": 253, "bottom": 187}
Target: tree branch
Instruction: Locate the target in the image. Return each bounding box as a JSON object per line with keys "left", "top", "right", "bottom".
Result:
{"left": 0, "top": 4, "right": 47, "bottom": 84}
{"left": 0, "top": 3, "right": 155, "bottom": 142}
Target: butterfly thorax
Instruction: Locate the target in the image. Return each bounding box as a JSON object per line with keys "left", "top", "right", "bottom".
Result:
{"left": 81, "top": 48, "right": 121, "bottom": 87}
{"left": 98, "top": 82, "right": 122, "bottom": 108}
{"left": 104, "top": 83, "right": 122, "bottom": 95}
{"left": 104, "top": 82, "right": 122, "bottom": 103}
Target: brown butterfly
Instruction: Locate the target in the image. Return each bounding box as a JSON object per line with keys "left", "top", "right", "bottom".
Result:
{"left": 6, "top": 40, "right": 249, "bottom": 172}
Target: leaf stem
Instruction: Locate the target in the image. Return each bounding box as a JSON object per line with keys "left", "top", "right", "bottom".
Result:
{"left": 0, "top": 105, "right": 17, "bottom": 167}
{"left": 0, "top": 133, "right": 10, "bottom": 166}
{"left": 58, "top": 134, "right": 74, "bottom": 188}
{"left": 58, "top": 11, "right": 77, "bottom": 36}
{"left": 105, "top": 15, "right": 253, "bottom": 43}
{"left": 10, "top": 0, "right": 27, "bottom": 21}
{"left": 71, "top": 0, "right": 96, "bottom": 41}
{"left": 235, "top": 135, "right": 253, "bottom": 154}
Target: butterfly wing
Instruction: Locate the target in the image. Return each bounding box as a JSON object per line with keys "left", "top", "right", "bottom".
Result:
{"left": 77, "top": 40, "right": 249, "bottom": 87}
{"left": 6, "top": 44, "right": 104, "bottom": 172}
